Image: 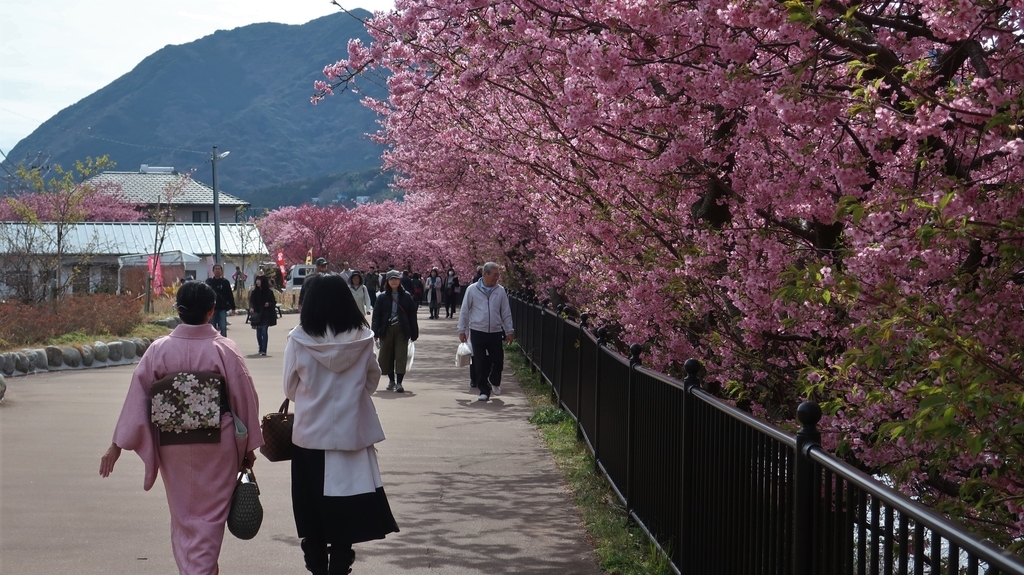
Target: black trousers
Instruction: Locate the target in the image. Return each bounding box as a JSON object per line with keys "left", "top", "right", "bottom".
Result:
{"left": 469, "top": 330, "right": 504, "bottom": 396}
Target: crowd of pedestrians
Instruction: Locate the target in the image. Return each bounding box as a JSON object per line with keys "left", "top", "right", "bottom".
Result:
{"left": 99, "top": 258, "right": 514, "bottom": 575}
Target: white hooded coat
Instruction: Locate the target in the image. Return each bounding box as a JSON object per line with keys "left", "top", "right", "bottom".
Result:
{"left": 283, "top": 325, "right": 385, "bottom": 451}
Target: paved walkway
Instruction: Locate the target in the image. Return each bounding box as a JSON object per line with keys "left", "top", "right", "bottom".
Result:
{"left": 0, "top": 306, "right": 599, "bottom": 574}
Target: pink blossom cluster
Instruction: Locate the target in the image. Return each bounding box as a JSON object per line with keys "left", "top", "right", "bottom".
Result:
{"left": 312, "top": 0, "right": 1024, "bottom": 538}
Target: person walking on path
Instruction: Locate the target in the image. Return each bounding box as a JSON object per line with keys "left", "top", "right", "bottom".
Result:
{"left": 423, "top": 268, "right": 444, "bottom": 319}
{"left": 249, "top": 275, "right": 278, "bottom": 356}
{"left": 299, "top": 258, "right": 329, "bottom": 310}
{"left": 363, "top": 268, "right": 379, "bottom": 307}
{"left": 232, "top": 268, "right": 248, "bottom": 301}
{"left": 284, "top": 273, "right": 400, "bottom": 575}
{"left": 411, "top": 273, "right": 425, "bottom": 307}
{"left": 443, "top": 267, "right": 461, "bottom": 318}
{"left": 400, "top": 270, "right": 414, "bottom": 296}
{"left": 371, "top": 270, "right": 419, "bottom": 393}
{"left": 349, "top": 272, "right": 372, "bottom": 315}
{"left": 339, "top": 261, "right": 355, "bottom": 284}
{"left": 99, "top": 281, "right": 264, "bottom": 575}
{"left": 458, "top": 262, "right": 514, "bottom": 402}
{"left": 206, "top": 264, "right": 236, "bottom": 337}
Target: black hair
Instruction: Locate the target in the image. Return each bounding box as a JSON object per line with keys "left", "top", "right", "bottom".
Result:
{"left": 350, "top": 272, "right": 363, "bottom": 285}
{"left": 253, "top": 275, "right": 270, "bottom": 293}
{"left": 300, "top": 273, "right": 368, "bottom": 337}
{"left": 176, "top": 281, "right": 216, "bottom": 325}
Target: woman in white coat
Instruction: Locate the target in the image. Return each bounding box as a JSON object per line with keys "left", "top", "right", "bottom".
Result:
{"left": 348, "top": 272, "right": 372, "bottom": 315}
{"left": 283, "top": 273, "right": 399, "bottom": 575}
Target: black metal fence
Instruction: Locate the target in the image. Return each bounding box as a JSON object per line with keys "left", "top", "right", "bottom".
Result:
{"left": 509, "top": 293, "right": 1024, "bottom": 575}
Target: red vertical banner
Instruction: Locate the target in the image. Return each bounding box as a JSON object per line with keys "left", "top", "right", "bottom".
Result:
{"left": 147, "top": 255, "right": 164, "bottom": 295}
{"left": 153, "top": 255, "right": 163, "bottom": 295}
{"left": 276, "top": 251, "right": 287, "bottom": 287}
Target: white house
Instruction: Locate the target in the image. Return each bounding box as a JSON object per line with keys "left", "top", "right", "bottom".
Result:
{"left": 0, "top": 222, "right": 269, "bottom": 299}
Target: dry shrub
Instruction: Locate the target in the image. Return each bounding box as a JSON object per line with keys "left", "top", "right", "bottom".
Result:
{"left": 0, "top": 294, "right": 143, "bottom": 348}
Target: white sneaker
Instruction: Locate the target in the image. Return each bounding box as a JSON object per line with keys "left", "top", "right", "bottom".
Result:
{"left": 477, "top": 394, "right": 489, "bottom": 402}
{"left": 492, "top": 386, "right": 501, "bottom": 396}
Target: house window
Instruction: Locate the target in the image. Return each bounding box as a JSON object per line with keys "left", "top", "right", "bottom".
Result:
{"left": 192, "top": 211, "right": 209, "bottom": 222}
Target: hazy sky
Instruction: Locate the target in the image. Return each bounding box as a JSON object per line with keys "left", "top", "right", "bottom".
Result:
{"left": 0, "top": 0, "right": 394, "bottom": 159}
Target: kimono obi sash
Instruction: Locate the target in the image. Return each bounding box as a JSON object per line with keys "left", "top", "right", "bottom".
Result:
{"left": 150, "top": 371, "right": 230, "bottom": 445}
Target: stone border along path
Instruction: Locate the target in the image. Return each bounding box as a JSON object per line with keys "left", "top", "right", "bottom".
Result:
{"left": 0, "top": 310, "right": 296, "bottom": 402}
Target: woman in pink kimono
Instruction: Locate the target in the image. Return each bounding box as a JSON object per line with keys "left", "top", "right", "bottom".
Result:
{"left": 284, "top": 273, "right": 399, "bottom": 575}
{"left": 99, "top": 281, "right": 264, "bottom": 575}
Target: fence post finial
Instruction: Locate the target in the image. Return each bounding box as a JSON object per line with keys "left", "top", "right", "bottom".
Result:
{"left": 580, "top": 312, "right": 590, "bottom": 329}
{"left": 797, "top": 401, "right": 822, "bottom": 440}
{"left": 597, "top": 326, "right": 608, "bottom": 346}
{"left": 629, "top": 344, "right": 642, "bottom": 367}
{"left": 683, "top": 358, "right": 702, "bottom": 390}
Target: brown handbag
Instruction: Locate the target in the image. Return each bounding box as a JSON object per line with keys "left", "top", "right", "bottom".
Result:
{"left": 259, "top": 398, "right": 294, "bottom": 462}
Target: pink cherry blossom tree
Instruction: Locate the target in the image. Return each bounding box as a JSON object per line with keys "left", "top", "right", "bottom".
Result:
{"left": 315, "top": 0, "right": 1024, "bottom": 541}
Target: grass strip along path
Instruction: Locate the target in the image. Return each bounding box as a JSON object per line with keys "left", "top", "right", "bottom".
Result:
{"left": 508, "top": 347, "right": 673, "bottom": 575}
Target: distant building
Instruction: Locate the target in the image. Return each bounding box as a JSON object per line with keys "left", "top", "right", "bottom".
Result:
{"left": 87, "top": 165, "right": 249, "bottom": 223}
{"left": 355, "top": 196, "right": 370, "bottom": 205}
{"left": 0, "top": 221, "right": 268, "bottom": 298}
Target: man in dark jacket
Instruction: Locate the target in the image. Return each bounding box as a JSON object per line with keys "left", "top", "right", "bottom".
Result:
{"left": 400, "top": 269, "right": 414, "bottom": 294}
{"left": 363, "top": 267, "right": 380, "bottom": 306}
{"left": 205, "top": 264, "right": 236, "bottom": 337}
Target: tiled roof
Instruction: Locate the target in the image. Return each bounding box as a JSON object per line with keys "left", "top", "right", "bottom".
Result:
{"left": 0, "top": 222, "right": 268, "bottom": 257}
{"left": 87, "top": 171, "right": 249, "bottom": 207}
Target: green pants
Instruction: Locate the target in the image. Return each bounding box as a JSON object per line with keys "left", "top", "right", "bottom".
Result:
{"left": 378, "top": 323, "right": 409, "bottom": 376}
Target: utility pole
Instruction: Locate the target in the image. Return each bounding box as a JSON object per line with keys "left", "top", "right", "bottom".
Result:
{"left": 211, "top": 147, "right": 230, "bottom": 264}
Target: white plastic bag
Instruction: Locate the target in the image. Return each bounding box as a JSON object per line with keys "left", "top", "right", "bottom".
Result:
{"left": 406, "top": 342, "right": 415, "bottom": 372}
{"left": 456, "top": 342, "right": 473, "bottom": 367}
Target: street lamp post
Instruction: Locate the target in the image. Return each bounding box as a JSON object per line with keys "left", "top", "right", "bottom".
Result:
{"left": 211, "top": 146, "right": 230, "bottom": 264}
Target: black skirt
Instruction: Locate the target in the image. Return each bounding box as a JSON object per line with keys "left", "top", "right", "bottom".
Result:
{"left": 291, "top": 445, "right": 400, "bottom": 544}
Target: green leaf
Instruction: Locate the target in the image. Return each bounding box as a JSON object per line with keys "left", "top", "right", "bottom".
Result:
{"left": 919, "top": 394, "right": 947, "bottom": 410}
{"left": 938, "top": 192, "right": 954, "bottom": 211}
{"left": 984, "top": 112, "right": 1013, "bottom": 133}
{"left": 966, "top": 435, "right": 983, "bottom": 456}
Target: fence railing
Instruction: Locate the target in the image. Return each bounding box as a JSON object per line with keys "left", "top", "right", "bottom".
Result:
{"left": 509, "top": 293, "right": 1024, "bottom": 575}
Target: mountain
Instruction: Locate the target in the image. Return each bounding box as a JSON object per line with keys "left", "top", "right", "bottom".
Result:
{"left": 6, "top": 11, "right": 388, "bottom": 199}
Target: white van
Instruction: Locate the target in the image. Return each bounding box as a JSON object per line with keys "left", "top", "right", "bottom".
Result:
{"left": 286, "top": 264, "right": 316, "bottom": 286}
